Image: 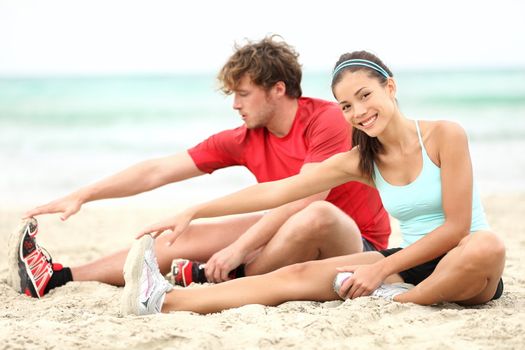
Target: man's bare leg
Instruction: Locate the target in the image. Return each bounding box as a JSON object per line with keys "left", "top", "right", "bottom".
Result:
{"left": 71, "top": 214, "right": 262, "bottom": 285}
{"left": 245, "top": 201, "right": 365, "bottom": 276}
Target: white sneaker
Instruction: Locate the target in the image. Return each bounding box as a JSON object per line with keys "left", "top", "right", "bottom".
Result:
{"left": 371, "top": 282, "right": 414, "bottom": 301}
{"left": 121, "top": 235, "right": 173, "bottom": 316}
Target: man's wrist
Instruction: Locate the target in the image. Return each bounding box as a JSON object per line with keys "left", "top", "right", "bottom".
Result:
{"left": 73, "top": 189, "right": 89, "bottom": 204}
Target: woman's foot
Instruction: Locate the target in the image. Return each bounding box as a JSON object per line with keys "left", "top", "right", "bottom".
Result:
{"left": 121, "top": 235, "right": 173, "bottom": 316}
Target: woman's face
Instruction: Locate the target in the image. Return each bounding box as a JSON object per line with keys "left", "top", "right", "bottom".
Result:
{"left": 333, "top": 70, "right": 396, "bottom": 137}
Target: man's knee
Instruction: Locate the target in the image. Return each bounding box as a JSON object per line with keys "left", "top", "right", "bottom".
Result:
{"left": 293, "top": 201, "right": 352, "bottom": 236}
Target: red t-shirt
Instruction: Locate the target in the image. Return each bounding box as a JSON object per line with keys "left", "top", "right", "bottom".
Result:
{"left": 188, "top": 97, "right": 390, "bottom": 249}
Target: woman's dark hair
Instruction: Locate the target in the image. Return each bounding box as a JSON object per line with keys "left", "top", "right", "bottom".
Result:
{"left": 331, "top": 51, "right": 393, "bottom": 180}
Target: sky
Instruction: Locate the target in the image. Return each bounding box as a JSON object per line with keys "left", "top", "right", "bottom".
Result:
{"left": 0, "top": 0, "right": 524, "bottom": 76}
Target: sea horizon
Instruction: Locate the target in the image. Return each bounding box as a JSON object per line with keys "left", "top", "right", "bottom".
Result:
{"left": 1, "top": 68, "right": 524, "bottom": 206}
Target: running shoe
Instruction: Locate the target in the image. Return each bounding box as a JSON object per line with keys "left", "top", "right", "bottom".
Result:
{"left": 332, "top": 271, "right": 414, "bottom": 301}
{"left": 170, "top": 259, "right": 245, "bottom": 287}
{"left": 121, "top": 235, "right": 174, "bottom": 316}
{"left": 170, "top": 259, "right": 207, "bottom": 287}
{"left": 7, "top": 218, "right": 61, "bottom": 298}
{"left": 370, "top": 282, "right": 414, "bottom": 301}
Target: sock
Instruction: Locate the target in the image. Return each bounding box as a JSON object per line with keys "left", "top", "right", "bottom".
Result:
{"left": 44, "top": 265, "right": 73, "bottom": 294}
{"left": 193, "top": 263, "right": 207, "bottom": 283}
{"left": 228, "top": 264, "right": 245, "bottom": 279}
{"left": 193, "top": 263, "right": 246, "bottom": 283}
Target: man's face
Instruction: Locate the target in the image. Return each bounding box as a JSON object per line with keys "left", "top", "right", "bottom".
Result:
{"left": 232, "top": 75, "right": 276, "bottom": 129}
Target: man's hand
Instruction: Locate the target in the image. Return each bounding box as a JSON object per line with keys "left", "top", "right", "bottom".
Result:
{"left": 23, "top": 194, "right": 83, "bottom": 221}
{"left": 205, "top": 243, "right": 247, "bottom": 283}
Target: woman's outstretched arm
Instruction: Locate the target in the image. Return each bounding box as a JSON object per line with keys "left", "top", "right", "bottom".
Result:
{"left": 137, "top": 149, "right": 365, "bottom": 243}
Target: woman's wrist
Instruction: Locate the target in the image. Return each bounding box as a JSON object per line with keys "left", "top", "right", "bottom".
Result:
{"left": 373, "top": 259, "right": 393, "bottom": 280}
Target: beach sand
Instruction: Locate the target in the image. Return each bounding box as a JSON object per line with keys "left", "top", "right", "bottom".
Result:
{"left": 0, "top": 194, "right": 524, "bottom": 349}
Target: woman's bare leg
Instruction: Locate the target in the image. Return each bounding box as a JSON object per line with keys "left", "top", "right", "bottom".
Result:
{"left": 71, "top": 214, "right": 262, "bottom": 285}
{"left": 395, "top": 231, "right": 505, "bottom": 305}
{"left": 162, "top": 252, "right": 386, "bottom": 314}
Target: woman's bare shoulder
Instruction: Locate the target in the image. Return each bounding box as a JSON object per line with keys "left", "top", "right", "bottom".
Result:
{"left": 421, "top": 119, "right": 468, "bottom": 143}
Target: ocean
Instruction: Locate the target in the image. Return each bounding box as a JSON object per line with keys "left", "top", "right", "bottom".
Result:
{"left": 1, "top": 69, "right": 524, "bottom": 207}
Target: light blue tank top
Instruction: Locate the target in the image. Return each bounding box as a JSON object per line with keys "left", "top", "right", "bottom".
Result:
{"left": 373, "top": 120, "right": 489, "bottom": 248}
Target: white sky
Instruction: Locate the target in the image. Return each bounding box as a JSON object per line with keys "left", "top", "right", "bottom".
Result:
{"left": 0, "top": 0, "right": 524, "bottom": 76}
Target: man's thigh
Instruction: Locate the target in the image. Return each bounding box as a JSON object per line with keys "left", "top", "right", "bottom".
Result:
{"left": 156, "top": 213, "right": 263, "bottom": 263}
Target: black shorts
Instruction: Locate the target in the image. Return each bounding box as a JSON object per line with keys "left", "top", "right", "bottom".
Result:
{"left": 362, "top": 238, "right": 377, "bottom": 252}
{"left": 379, "top": 247, "right": 504, "bottom": 301}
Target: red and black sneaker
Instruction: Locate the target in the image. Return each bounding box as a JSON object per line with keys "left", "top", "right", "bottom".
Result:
{"left": 7, "top": 218, "right": 63, "bottom": 298}
{"left": 170, "top": 259, "right": 207, "bottom": 287}
{"left": 170, "top": 259, "right": 246, "bottom": 287}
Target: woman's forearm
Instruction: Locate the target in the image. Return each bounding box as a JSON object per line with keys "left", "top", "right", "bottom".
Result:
{"left": 192, "top": 153, "right": 355, "bottom": 220}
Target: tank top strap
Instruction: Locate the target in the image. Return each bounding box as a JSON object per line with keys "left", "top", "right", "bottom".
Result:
{"left": 415, "top": 120, "right": 430, "bottom": 165}
{"left": 415, "top": 120, "right": 423, "bottom": 148}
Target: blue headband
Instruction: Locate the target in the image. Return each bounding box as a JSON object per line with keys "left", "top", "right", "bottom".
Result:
{"left": 332, "top": 59, "right": 390, "bottom": 79}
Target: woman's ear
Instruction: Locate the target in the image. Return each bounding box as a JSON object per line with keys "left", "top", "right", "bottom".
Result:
{"left": 386, "top": 77, "right": 397, "bottom": 99}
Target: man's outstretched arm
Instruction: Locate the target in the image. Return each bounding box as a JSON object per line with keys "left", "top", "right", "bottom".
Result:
{"left": 24, "top": 151, "right": 204, "bottom": 220}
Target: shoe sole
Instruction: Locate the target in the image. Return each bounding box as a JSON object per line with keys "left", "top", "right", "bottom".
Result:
{"left": 7, "top": 218, "right": 37, "bottom": 293}
{"left": 120, "top": 235, "right": 153, "bottom": 316}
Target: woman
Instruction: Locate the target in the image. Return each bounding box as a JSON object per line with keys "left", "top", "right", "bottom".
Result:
{"left": 121, "top": 51, "right": 505, "bottom": 315}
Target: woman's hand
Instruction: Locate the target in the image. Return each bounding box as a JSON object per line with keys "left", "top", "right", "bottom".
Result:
{"left": 335, "top": 262, "right": 387, "bottom": 299}
{"left": 136, "top": 209, "right": 195, "bottom": 246}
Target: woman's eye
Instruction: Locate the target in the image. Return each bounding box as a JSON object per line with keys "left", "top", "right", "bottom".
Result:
{"left": 362, "top": 92, "right": 370, "bottom": 100}
{"left": 342, "top": 104, "right": 351, "bottom": 112}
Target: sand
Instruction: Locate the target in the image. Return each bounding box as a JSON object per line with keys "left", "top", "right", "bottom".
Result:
{"left": 0, "top": 194, "right": 524, "bottom": 350}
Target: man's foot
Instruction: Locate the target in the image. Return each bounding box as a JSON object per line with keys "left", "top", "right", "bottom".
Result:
{"left": 371, "top": 282, "right": 414, "bottom": 301}
{"left": 170, "top": 259, "right": 246, "bottom": 287}
{"left": 170, "top": 259, "right": 207, "bottom": 287}
{"left": 7, "top": 218, "right": 68, "bottom": 298}
{"left": 121, "top": 235, "right": 174, "bottom": 316}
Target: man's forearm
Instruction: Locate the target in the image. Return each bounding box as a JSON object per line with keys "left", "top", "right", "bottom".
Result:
{"left": 75, "top": 153, "right": 204, "bottom": 204}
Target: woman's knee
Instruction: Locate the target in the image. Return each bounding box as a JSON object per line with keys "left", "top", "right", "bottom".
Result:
{"left": 274, "top": 260, "right": 318, "bottom": 281}
{"left": 461, "top": 231, "right": 506, "bottom": 271}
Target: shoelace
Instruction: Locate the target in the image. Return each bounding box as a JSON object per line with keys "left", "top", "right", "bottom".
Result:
{"left": 37, "top": 244, "right": 53, "bottom": 265}
{"left": 26, "top": 243, "right": 52, "bottom": 270}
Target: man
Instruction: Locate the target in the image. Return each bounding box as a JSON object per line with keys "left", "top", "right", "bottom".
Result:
{"left": 12, "top": 36, "right": 390, "bottom": 298}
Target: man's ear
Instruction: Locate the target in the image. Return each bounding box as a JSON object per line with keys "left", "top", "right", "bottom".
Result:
{"left": 273, "top": 81, "right": 287, "bottom": 97}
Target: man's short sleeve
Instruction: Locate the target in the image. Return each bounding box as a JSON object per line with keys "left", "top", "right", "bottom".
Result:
{"left": 187, "top": 128, "right": 246, "bottom": 173}
{"left": 304, "top": 104, "right": 351, "bottom": 164}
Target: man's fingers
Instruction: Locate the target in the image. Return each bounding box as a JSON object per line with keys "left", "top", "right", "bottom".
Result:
{"left": 23, "top": 205, "right": 57, "bottom": 219}
{"left": 204, "top": 265, "right": 214, "bottom": 283}
{"left": 61, "top": 208, "right": 76, "bottom": 221}
{"left": 220, "top": 268, "right": 230, "bottom": 282}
